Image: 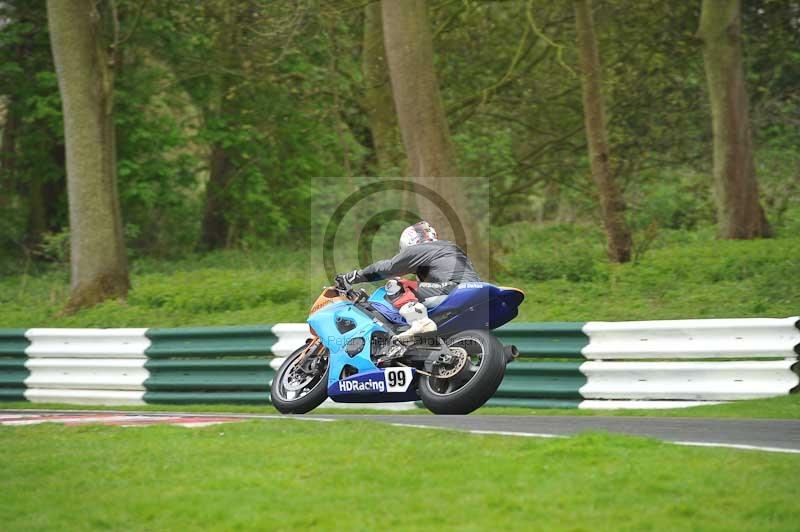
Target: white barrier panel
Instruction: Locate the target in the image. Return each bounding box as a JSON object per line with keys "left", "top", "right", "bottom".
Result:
{"left": 24, "top": 388, "right": 146, "bottom": 405}
{"left": 25, "top": 329, "right": 150, "bottom": 358}
{"left": 270, "top": 324, "right": 310, "bottom": 357}
{"left": 579, "top": 400, "right": 726, "bottom": 410}
{"left": 24, "top": 359, "right": 148, "bottom": 391}
{"left": 582, "top": 317, "right": 800, "bottom": 359}
{"left": 579, "top": 360, "right": 799, "bottom": 400}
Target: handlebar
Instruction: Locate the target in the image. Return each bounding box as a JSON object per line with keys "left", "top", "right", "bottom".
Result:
{"left": 333, "top": 277, "right": 368, "bottom": 303}
{"left": 334, "top": 275, "right": 352, "bottom": 292}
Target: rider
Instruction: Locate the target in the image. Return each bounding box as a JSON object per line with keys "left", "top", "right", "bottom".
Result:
{"left": 336, "top": 221, "right": 481, "bottom": 337}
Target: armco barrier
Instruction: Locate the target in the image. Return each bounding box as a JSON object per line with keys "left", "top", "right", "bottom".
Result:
{"left": 0, "top": 329, "right": 29, "bottom": 401}
{"left": 582, "top": 317, "right": 800, "bottom": 359}
{"left": 493, "top": 323, "right": 589, "bottom": 358}
{"left": 488, "top": 322, "right": 589, "bottom": 408}
{"left": 143, "top": 326, "right": 279, "bottom": 405}
{"left": 492, "top": 317, "right": 800, "bottom": 409}
{"left": 0, "top": 317, "right": 797, "bottom": 409}
{"left": 22, "top": 328, "right": 149, "bottom": 405}
{"left": 578, "top": 360, "right": 799, "bottom": 401}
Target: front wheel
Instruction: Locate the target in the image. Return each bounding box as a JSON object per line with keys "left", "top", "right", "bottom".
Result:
{"left": 270, "top": 341, "right": 329, "bottom": 414}
{"left": 418, "top": 330, "right": 506, "bottom": 415}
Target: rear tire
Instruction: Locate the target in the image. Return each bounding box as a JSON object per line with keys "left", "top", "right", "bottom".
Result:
{"left": 418, "top": 330, "right": 506, "bottom": 415}
{"left": 270, "top": 343, "right": 329, "bottom": 414}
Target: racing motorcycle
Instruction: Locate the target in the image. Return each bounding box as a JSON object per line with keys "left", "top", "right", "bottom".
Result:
{"left": 270, "top": 277, "right": 524, "bottom": 415}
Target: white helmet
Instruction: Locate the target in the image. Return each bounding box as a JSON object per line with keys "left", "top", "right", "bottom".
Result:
{"left": 399, "top": 221, "right": 438, "bottom": 250}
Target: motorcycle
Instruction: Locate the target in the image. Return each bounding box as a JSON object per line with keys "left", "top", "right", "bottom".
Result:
{"left": 270, "top": 277, "right": 524, "bottom": 415}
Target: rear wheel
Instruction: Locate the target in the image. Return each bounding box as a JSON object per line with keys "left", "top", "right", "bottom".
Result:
{"left": 418, "top": 330, "right": 506, "bottom": 415}
{"left": 270, "top": 342, "right": 329, "bottom": 414}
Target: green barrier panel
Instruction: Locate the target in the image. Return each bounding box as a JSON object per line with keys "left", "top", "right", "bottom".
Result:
{"left": 145, "top": 326, "right": 278, "bottom": 358}
{"left": 494, "top": 323, "right": 588, "bottom": 359}
{"left": 0, "top": 329, "right": 29, "bottom": 401}
{"left": 144, "top": 328, "right": 278, "bottom": 403}
{"left": 0, "top": 389, "right": 27, "bottom": 401}
{"left": 143, "top": 391, "right": 271, "bottom": 404}
{"left": 494, "top": 361, "right": 586, "bottom": 400}
{"left": 0, "top": 359, "right": 29, "bottom": 387}
{"left": 144, "top": 359, "right": 275, "bottom": 392}
{"left": 0, "top": 329, "right": 30, "bottom": 357}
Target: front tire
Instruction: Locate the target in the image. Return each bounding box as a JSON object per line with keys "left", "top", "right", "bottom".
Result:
{"left": 418, "top": 330, "right": 506, "bottom": 415}
{"left": 270, "top": 342, "right": 329, "bottom": 414}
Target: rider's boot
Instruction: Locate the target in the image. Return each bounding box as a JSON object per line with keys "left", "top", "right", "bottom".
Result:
{"left": 396, "top": 302, "right": 437, "bottom": 338}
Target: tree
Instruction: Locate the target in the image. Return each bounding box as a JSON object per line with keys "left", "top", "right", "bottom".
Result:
{"left": 381, "top": 0, "right": 489, "bottom": 276}
{"left": 574, "top": 0, "right": 632, "bottom": 263}
{"left": 382, "top": 0, "right": 457, "bottom": 178}
{"left": 362, "top": 1, "right": 405, "bottom": 175}
{"left": 148, "top": 1, "right": 338, "bottom": 251}
{"left": 697, "top": 0, "right": 770, "bottom": 238}
{"left": 197, "top": 2, "right": 240, "bottom": 251}
{"left": 46, "top": 0, "right": 129, "bottom": 311}
{"left": 1, "top": 1, "right": 67, "bottom": 252}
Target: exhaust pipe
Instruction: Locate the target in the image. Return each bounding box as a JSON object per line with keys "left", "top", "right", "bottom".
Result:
{"left": 503, "top": 344, "right": 519, "bottom": 363}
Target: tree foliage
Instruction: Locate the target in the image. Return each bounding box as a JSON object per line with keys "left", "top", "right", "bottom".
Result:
{"left": 0, "top": 0, "right": 797, "bottom": 273}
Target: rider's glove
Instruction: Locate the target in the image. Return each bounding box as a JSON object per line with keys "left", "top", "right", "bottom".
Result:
{"left": 336, "top": 269, "right": 365, "bottom": 287}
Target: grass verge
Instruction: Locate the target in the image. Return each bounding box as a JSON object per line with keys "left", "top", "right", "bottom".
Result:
{"left": 1, "top": 393, "right": 798, "bottom": 419}
{"left": 0, "top": 231, "right": 797, "bottom": 327}
{"left": 1, "top": 419, "right": 798, "bottom": 531}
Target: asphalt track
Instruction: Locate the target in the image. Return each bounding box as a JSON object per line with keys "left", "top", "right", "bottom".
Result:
{"left": 3, "top": 409, "right": 799, "bottom": 454}
{"left": 331, "top": 414, "right": 800, "bottom": 454}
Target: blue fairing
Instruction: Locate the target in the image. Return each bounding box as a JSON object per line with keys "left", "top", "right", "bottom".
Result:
{"left": 308, "top": 300, "right": 415, "bottom": 403}
{"left": 326, "top": 368, "right": 418, "bottom": 403}
{"left": 368, "top": 290, "right": 405, "bottom": 324}
{"left": 368, "top": 283, "right": 524, "bottom": 336}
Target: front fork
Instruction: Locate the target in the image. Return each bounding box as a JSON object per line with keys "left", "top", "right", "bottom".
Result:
{"left": 294, "top": 338, "right": 329, "bottom": 377}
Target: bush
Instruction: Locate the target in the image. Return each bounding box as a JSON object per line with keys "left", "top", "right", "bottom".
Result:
{"left": 629, "top": 169, "right": 715, "bottom": 232}
{"left": 498, "top": 223, "right": 607, "bottom": 282}
{"left": 128, "top": 269, "right": 307, "bottom": 314}
{"left": 0, "top": 229, "right": 796, "bottom": 327}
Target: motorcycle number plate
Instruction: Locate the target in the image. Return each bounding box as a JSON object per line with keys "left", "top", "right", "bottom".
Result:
{"left": 384, "top": 367, "right": 413, "bottom": 393}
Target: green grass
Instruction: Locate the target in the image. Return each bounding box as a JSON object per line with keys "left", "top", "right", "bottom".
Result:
{"left": 2, "top": 393, "right": 799, "bottom": 419}
{"left": 479, "top": 394, "right": 800, "bottom": 419}
{"left": 0, "top": 228, "right": 797, "bottom": 327}
{"left": 499, "top": 227, "right": 799, "bottom": 321}
{"left": 1, "top": 419, "right": 798, "bottom": 531}
{"left": 0, "top": 252, "right": 312, "bottom": 328}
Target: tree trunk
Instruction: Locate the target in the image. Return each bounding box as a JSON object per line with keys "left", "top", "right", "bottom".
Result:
{"left": 45, "top": 142, "right": 67, "bottom": 232}
{"left": 1, "top": 105, "right": 19, "bottom": 174}
{"left": 697, "top": 0, "right": 770, "bottom": 238}
{"left": 198, "top": 3, "right": 237, "bottom": 251}
{"left": 382, "top": 0, "right": 490, "bottom": 277}
{"left": 26, "top": 179, "right": 46, "bottom": 248}
{"left": 47, "top": 0, "right": 129, "bottom": 311}
{"left": 199, "top": 143, "right": 234, "bottom": 250}
{"left": 0, "top": 104, "right": 19, "bottom": 215}
{"left": 362, "top": 1, "right": 405, "bottom": 175}
{"left": 574, "top": 0, "right": 632, "bottom": 263}
{"left": 382, "top": 0, "right": 457, "bottom": 178}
